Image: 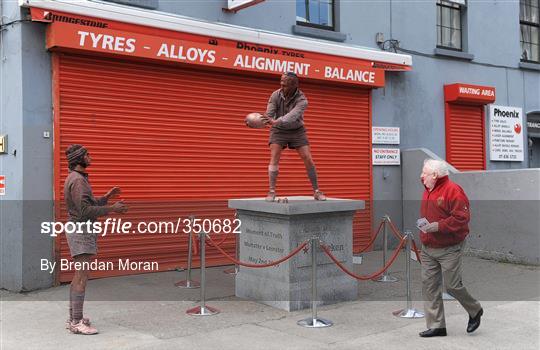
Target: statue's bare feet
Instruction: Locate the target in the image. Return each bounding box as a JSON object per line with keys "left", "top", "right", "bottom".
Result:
{"left": 265, "top": 190, "right": 276, "bottom": 202}
{"left": 314, "top": 190, "right": 326, "bottom": 201}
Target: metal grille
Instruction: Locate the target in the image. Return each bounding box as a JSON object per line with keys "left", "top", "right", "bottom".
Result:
{"left": 446, "top": 103, "right": 486, "bottom": 171}
{"left": 54, "top": 53, "right": 373, "bottom": 281}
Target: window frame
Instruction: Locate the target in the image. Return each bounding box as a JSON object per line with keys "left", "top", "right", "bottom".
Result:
{"left": 296, "top": 0, "right": 336, "bottom": 31}
{"left": 520, "top": 0, "right": 540, "bottom": 63}
{"left": 436, "top": 0, "right": 464, "bottom": 52}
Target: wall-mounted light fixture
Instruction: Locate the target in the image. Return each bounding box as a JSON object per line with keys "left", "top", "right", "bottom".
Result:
{"left": 0, "top": 134, "right": 7, "bottom": 154}
{"left": 223, "top": 0, "right": 265, "bottom": 13}
{"left": 376, "top": 32, "right": 385, "bottom": 47}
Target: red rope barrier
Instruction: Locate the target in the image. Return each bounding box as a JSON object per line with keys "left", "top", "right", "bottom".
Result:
{"left": 321, "top": 236, "right": 407, "bottom": 281}
{"left": 208, "top": 232, "right": 230, "bottom": 248}
{"left": 411, "top": 238, "right": 422, "bottom": 263}
{"left": 387, "top": 220, "right": 422, "bottom": 263}
{"left": 356, "top": 219, "right": 385, "bottom": 254}
{"left": 210, "top": 213, "right": 238, "bottom": 248}
{"left": 387, "top": 220, "right": 404, "bottom": 240}
{"left": 192, "top": 231, "right": 199, "bottom": 256}
{"left": 206, "top": 235, "right": 309, "bottom": 268}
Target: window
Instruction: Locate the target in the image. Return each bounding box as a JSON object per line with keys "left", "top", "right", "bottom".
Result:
{"left": 520, "top": 0, "right": 540, "bottom": 62}
{"left": 296, "top": 0, "right": 334, "bottom": 30}
{"left": 437, "top": 0, "right": 463, "bottom": 50}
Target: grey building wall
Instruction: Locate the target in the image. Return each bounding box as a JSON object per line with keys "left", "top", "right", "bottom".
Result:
{"left": 151, "top": 0, "right": 539, "bottom": 169}
{"left": 0, "top": 2, "right": 53, "bottom": 291}
{"left": 20, "top": 19, "right": 54, "bottom": 291}
{"left": 158, "top": 0, "right": 539, "bottom": 232}
{"left": 1, "top": 1, "right": 26, "bottom": 291}
{"left": 1, "top": 0, "right": 538, "bottom": 289}
{"left": 0, "top": 2, "right": 24, "bottom": 290}
{"left": 402, "top": 149, "right": 540, "bottom": 265}
{"left": 452, "top": 169, "right": 540, "bottom": 265}
{"left": 159, "top": 0, "right": 294, "bottom": 34}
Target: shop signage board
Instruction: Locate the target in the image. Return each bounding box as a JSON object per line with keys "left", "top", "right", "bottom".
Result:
{"left": 372, "top": 127, "right": 399, "bottom": 144}
{"left": 372, "top": 148, "right": 400, "bottom": 165}
{"left": 489, "top": 105, "right": 524, "bottom": 161}
{"left": 444, "top": 83, "right": 496, "bottom": 104}
{"left": 33, "top": 8, "right": 386, "bottom": 88}
{"left": 528, "top": 120, "right": 540, "bottom": 131}
{"left": 528, "top": 115, "right": 540, "bottom": 137}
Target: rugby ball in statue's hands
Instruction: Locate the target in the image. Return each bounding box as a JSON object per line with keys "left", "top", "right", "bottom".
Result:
{"left": 245, "top": 113, "right": 266, "bottom": 129}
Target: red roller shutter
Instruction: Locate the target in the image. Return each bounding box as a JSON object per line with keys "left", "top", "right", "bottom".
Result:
{"left": 445, "top": 103, "right": 486, "bottom": 171}
{"left": 53, "top": 53, "right": 373, "bottom": 282}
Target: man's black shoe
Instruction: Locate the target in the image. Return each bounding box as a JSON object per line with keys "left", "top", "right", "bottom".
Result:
{"left": 467, "top": 308, "right": 483, "bottom": 333}
{"left": 419, "top": 328, "right": 447, "bottom": 337}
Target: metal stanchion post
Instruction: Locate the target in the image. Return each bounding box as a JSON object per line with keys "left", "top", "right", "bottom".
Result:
{"left": 298, "top": 237, "right": 333, "bottom": 328}
{"left": 374, "top": 215, "right": 398, "bottom": 282}
{"left": 224, "top": 213, "right": 239, "bottom": 275}
{"left": 186, "top": 232, "right": 220, "bottom": 316}
{"left": 175, "top": 216, "right": 200, "bottom": 289}
{"left": 393, "top": 230, "right": 424, "bottom": 319}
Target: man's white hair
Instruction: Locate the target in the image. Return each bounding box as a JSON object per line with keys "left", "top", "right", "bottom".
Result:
{"left": 423, "top": 159, "right": 449, "bottom": 177}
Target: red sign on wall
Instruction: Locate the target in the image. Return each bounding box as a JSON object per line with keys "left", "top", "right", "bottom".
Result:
{"left": 0, "top": 175, "right": 5, "bottom": 196}
{"left": 34, "top": 8, "right": 386, "bottom": 88}
{"left": 444, "top": 83, "right": 496, "bottom": 105}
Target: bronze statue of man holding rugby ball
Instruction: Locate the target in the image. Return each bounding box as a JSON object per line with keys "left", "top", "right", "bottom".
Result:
{"left": 260, "top": 72, "right": 326, "bottom": 202}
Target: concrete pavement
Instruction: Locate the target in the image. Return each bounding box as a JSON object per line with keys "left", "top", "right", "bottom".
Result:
{"left": 1, "top": 251, "right": 539, "bottom": 350}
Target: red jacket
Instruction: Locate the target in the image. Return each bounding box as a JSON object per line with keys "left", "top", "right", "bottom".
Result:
{"left": 420, "top": 176, "right": 470, "bottom": 248}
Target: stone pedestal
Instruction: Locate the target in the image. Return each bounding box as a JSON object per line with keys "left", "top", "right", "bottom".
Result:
{"left": 228, "top": 196, "right": 364, "bottom": 311}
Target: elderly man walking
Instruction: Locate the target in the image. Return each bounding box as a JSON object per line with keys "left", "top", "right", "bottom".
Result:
{"left": 418, "top": 159, "right": 483, "bottom": 337}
